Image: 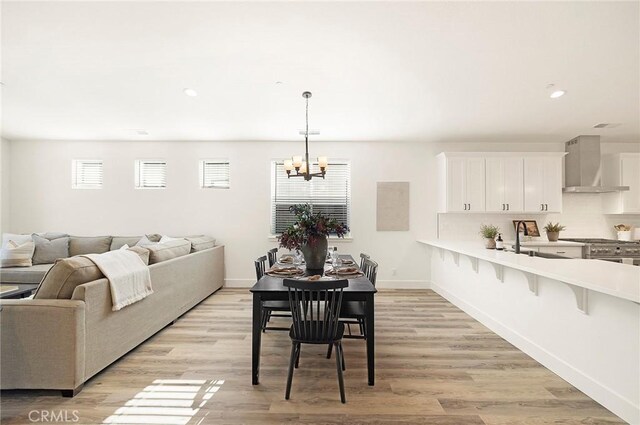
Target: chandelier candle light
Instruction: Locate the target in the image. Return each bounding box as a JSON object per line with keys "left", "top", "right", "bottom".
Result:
{"left": 284, "top": 91, "right": 328, "bottom": 181}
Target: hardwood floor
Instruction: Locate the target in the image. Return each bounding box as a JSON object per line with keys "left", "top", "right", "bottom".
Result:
{"left": 1, "top": 289, "right": 625, "bottom": 424}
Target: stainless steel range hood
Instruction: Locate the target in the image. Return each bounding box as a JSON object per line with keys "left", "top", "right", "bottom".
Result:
{"left": 563, "top": 135, "right": 629, "bottom": 193}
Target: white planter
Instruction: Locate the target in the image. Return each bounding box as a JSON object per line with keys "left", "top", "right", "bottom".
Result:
{"left": 617, "top": 230, "right": 632, "bottom": 241}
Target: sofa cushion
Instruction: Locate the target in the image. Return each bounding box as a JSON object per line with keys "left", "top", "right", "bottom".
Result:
{"left": 32, "top": 234, "right": 70, "bottom": 265}
{"left": 1, "top": 234, "right": 35, "bottom": 267}
{"left": 146, "top": 239, "right": 191, "bottom": 264}
{"left": 185, "top": 235, "right": 216, "bottom": 252}
{"left": 69, "top": 236, "right": 113, "bottom": 256}
{"left": 34, "top": 247, "right": 151, "bottom": 299}
{"left": 147, "top": 234, "right": 162, "bottom": 243}
{"left": 126, "top": 246, "right": 150, "bottom": 265}
{"left": 42, "top": 232, "right": 69, "bottom": 241}
{"left": 0, "top": 264, "right": 53, "bottom": 284}
{"left": 111, "top": 236, "right": 142, "bottom": 250}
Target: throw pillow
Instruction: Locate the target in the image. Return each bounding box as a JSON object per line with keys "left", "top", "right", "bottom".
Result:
{"left": 32, "top": 234, "right": 70, "bottom": 265}
{"left": 159, "top": 235, "right": 184, "bottom": 243}
{"left": 1, "top": 234, "right": 35, "bottom": 267}
{"left": 42, "top": 232, "right": 69, "bottom": 241}
{"left": 69, "top": 236, "right": 113, "bottom": 256}
{"left": 1, "top": 240, "right": 35, "bottom": 267}
{"left": 135, "top": 235, "right": 158, "bottom": 247}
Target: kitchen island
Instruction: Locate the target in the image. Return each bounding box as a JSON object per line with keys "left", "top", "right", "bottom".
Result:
{"left": 419, "top": 240, "right": 640, "bottom": 424}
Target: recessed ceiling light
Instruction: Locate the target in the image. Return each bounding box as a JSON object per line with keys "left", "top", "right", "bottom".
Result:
{"left": 183, "top": 88, "right": 198, "bottom": 97}
{"left": 550, "top": 90, "right": 566, "bottom": 99}
{"left": 275, "top": 81, "right": 283, "bottom": 85}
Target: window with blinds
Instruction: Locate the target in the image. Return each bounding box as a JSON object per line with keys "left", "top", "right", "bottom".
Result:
{"left": 200, "top": 160, "right": 230, "bottom": 189}
{"left": 135, "top": 160, "right": 167, "bottom": 189}
{"left": 72, "top": 160, "right": 103, "bottom": 189}
{"left": 271, "top": 161, "right": 351, "bottom": 235}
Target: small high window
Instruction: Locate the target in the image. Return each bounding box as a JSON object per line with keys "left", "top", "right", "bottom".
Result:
{"left": 200, "top": 160, "right": 230, "bottom": 189}
{"left": 72, "top": 160, "right": 103, "bottom": 189}
{"left": 135, "top": 160, "right": 166, "bottom": 189}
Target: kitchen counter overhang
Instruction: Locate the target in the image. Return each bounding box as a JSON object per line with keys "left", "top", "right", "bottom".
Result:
{"left": 419, "top": 240, "right": 640, "bottom": 305}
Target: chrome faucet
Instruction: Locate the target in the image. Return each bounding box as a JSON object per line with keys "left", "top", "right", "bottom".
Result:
{"left": 514, "top": 221, "right": 529, "bottom": 254}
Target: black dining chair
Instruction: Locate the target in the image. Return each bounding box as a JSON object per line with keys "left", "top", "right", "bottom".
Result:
{"left": 283, "top": 278, "right": 349, "bottom": 403}
{"left": 267, "top": 247, "right": 278, "bottom": 268}
{"left": 327, "top": 257, "right": 378, "bottom": 359}
{"left": 359, "top": 253, "right": 370, "bottom": 271}
{"left": 255, "top": 255, "right": 291, "bottom": 332}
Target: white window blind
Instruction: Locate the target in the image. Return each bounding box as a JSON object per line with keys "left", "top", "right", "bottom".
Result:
{"left": 72, "top": 160, "right": 103, "bottom": 189}
{"left": 271, "top": 161, "right": 351, "bottom": 235}
{"left": 135, "top": 160, "right": 166, "bottom": 189}
{"left": 200, "top": 160, "right": 230, "bottom": 189}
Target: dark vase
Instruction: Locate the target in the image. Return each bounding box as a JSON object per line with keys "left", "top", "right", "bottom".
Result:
{"left": 300, "top": 236, "right": 328, "bottom": 271}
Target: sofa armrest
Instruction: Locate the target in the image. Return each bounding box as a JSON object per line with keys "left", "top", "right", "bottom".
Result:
{"left": 0, "top": 299, "right": 86, "bottom": 391}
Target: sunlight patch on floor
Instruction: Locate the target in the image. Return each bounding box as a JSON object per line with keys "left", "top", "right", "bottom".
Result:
{"left": 102, "top": 379, "right": 223, "bottom": 425}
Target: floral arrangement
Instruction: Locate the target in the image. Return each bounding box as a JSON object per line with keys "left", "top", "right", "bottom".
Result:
{"left": 278, "top": 204, "right": 349, "bottom": 251}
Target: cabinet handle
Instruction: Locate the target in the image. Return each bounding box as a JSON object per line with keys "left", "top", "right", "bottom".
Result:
{"left": 502, "top": 204, "right": 505, "bottom": 211}
{"left": 541, "top": 204, "right": 544, "bottom": 211}
{"left": 468, "top": 203, "right": 471, "bottom": 211}
{"left": 545, "top": 203, "right": 548, "bottom": 211}
{"left": 507, "top": 204, "right": 510, "bottom": 211}
{"left": 557, "top": 251, "right": 566, "bottom": 254}
{"left": 463, "top": 203, "right": 467, "bottom": 211}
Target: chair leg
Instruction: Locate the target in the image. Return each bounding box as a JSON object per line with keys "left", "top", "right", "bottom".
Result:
{"left": 285, "top": 343, "right": 297, "bottom": 400}
{"left": 335, "top": 342, "right": 346, "bottom": 403}
{"left": 295, "top": 344, "right": 301, "bottom": 368}
{"left": 326, "top": 343, "right": 333, "bottom": 359}
{"left": 339, "top": 344, "right": 346, "bottom": 371}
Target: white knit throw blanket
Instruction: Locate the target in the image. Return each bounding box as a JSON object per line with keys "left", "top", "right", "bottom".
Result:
{"left": 83, "top": 250, "right": 153, "bottom": 311}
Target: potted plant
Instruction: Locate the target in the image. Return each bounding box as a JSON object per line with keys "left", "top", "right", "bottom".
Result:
{"left": 278, "top": 204, "right": 349, "bottom": 271}
{"left": 479, "top": 224, "right": 500, "bottom": 249}
{"left": 543, "top": 222, "right": 566, "bottom": 242}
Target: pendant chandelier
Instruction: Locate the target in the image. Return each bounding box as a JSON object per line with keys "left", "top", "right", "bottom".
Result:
{"left": 284, "top": 91, "right": 327, "bottom": 180}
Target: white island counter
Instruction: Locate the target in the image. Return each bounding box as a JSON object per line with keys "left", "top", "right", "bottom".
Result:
{"left": 419, "top": 240, "right": 640, "bottom": 424}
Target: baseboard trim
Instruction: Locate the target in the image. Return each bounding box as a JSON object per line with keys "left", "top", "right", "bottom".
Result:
{"left": 224, "top": 279, "right": 256, "bottom": 288}
{"left": 375, "top": 280, "right": 430, "bottom": 289}
{"left": 429, "top": 280, "right": 639, "bottom": 425}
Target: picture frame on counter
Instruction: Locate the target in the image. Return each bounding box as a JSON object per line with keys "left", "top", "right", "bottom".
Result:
{"left": 513, "top": 220, "right": 540, "bottom": 237}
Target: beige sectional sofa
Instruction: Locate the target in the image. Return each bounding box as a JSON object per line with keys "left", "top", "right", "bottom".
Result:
{"left": 0, "top": 234, "right": 224, "bottom": 396}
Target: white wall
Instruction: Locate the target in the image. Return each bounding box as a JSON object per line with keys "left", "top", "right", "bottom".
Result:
{"left": 0, "top": 138, "right": 11, "bottom": 234}
{"left": 6, "top": 139, "right": 639, "bottom": 286}
{"left": 8, "top": 139, "right": 435, "bottom": 287}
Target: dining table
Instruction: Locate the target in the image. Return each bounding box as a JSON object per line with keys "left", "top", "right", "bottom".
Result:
{"left": 250, "top": 254, "right": 377, "bottom": 386}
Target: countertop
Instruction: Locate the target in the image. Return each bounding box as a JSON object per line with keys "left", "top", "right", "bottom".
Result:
{"left": 419, "top": 239, "right": 640, "bottom": 303}
{"left": 504, "top": 240, "right": 585, "bottom": 247}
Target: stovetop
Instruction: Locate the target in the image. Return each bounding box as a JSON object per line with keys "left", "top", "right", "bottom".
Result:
{"left": 560, "top": 238, "right": 639, "bottom": 245}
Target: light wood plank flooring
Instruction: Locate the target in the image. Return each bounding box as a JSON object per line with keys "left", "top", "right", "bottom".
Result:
{"left": 1, "top": 289, "right": 626, "bottom": 424}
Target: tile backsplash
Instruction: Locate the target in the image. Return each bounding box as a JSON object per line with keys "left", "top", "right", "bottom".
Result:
{"left": 438, "top": 193, "right": 640, "bottom": 241}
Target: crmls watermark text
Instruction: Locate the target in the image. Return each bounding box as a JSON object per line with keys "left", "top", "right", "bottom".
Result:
{"left": 28, "top": 410, "right": 80, "bottom": 423}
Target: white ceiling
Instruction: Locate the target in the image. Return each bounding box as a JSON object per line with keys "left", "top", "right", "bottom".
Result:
{"left": 1, "top": 1, "right": 639, "bottom": 143}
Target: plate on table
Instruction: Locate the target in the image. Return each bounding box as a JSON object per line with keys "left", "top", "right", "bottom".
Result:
{"left": 266, "top": 266, "right": 304, "bottom": 277}
{"left": 325, "top": 266, "right": 363, "bottom": 278}
{"left": 279, "top": 256, "right": 304, "bottom": 265}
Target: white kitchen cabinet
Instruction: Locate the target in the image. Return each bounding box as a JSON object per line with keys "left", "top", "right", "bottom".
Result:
{"left": 485, "top": 157, "right": 524, "bottom": 212}
{"left": 602, "top": 153, "right": 640, "bottom": 214}
{"left": 437, "top": 154, "right": 485, "bottom": 212}
{"left": 524, "top": 156, "right": 563, "bottom": 213}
